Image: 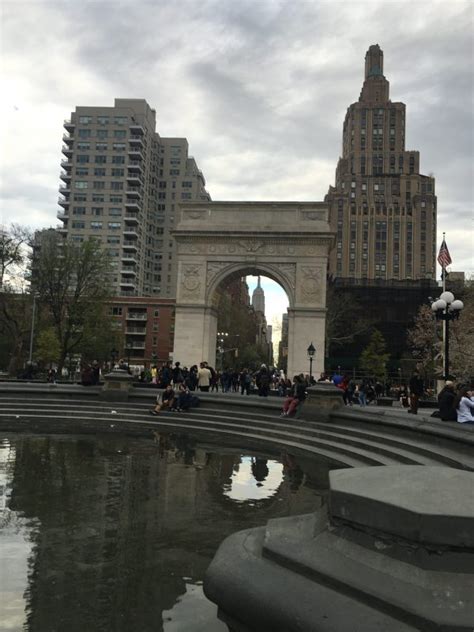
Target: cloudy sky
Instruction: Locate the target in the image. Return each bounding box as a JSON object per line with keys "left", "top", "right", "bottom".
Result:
{"left": 1, "top": 0, "right": 473, "bottom": 306}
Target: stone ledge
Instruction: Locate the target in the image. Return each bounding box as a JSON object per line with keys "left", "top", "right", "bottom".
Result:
{"left": 329, "top": 467, "right": 474, "bottom": 548}
{"left": 205, "top": 466, "right": 474, "bottom": 631}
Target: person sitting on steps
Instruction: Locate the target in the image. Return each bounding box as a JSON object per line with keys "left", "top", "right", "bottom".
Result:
{"left": 150, "top": 384, "right": 175, "bottom": 415}
{"left": 281, "top": 375, "right": 307, "bottom": 417}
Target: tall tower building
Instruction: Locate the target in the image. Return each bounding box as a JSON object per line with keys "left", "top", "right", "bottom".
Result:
{"left": 251, "top": 276, "right": 265, "bottom": 314}
{"left": 58, "top": 99, "right": 210, "bottom": 298}
{"left": 326, "top": 45, "right": 437, "bottom": 281}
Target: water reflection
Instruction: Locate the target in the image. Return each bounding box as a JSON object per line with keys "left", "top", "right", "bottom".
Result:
{"left": 0, "top": 433, "right": 331, "bottom": 632}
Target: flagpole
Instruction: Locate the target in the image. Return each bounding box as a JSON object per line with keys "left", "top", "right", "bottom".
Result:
{"left": 442, "top": 231, "right": 446, "bottom": 293}
{"left": 441, "top": 232, "right": 446, "bottom": 379}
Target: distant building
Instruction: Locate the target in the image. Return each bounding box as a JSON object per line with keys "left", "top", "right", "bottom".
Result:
{"left": 108, "top": 296, "right": 175, "bottom": 367}
{"left": 57, "top": 98, "right": 210, "bottom": 299}
{"left": 278, "top": 313, "right": 289, "bottom": 373}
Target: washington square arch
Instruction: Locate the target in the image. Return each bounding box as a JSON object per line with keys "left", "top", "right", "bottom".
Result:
{"left": 172, "top": 201, "right": 334, "bottom": 378}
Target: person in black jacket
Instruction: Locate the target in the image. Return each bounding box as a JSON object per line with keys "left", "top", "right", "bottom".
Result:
{"left": 281, "top": 376, "right": 306, "bottom": 417}
{"left": 408, "top": 371, "right": 425, "bottom": 414}
{"left": 437, "top": 381, "right": 457, "bottom": 421}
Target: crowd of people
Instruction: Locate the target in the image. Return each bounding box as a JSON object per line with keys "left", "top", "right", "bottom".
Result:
{"left": 77, "top": 357, "right": 474, "bottom": 425}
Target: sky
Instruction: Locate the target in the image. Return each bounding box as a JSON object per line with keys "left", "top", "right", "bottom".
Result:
{"left": 1, "top": 0, "right": 473, "bottom": 317}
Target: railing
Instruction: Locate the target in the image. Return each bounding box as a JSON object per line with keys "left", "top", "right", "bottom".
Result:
{"left": 126, "top": 313, "right": 147, "bottom": 320}
{"left": 126, "top": 327, "right": 146, "bottom": 334}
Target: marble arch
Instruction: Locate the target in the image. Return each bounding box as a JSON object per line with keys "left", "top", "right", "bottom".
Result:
{"left": 172, "top": 201, "right": 334, "bottom": 377}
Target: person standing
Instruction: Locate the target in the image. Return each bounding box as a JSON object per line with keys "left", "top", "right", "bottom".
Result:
{"left": 197, "top": 362, "right": 211, "bottom": 392}
{"left": 240, "top": 369, "right": 252, "bottom": 396}
{"left": 255, "top": 364, "right": 270, "bottom": 397}
{"left": 408, "top": 371, "right": 425, "bottom": 415}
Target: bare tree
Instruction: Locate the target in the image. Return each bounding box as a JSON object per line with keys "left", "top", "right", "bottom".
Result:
{"left": 407, "top": 304, "right": 440, "bottom": 380}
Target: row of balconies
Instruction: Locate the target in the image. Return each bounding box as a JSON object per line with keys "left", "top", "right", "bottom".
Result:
{"left": 64, "top": 119, "right": 144, "bottom": 135}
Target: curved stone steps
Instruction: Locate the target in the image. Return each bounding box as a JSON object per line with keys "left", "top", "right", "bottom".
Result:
{"left": 1, "top": 397, "right": 472, "bottom": 470}
{"left": 0, "top": 402, "right": 401, "bottom": 468}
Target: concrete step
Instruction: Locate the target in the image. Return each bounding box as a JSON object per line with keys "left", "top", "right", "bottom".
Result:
{"left": 1, "top": 399, "right": 470, "bottom": 470}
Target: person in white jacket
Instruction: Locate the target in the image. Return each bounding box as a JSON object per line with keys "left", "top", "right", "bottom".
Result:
{"left": 455, "top": 386, "right": 474, "bottom": 424}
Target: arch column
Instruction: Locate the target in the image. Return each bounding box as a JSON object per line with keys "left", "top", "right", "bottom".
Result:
{"left": 287, "top": 308, "right": 325, "bottom": 378}
{"left": 173, "top": 305, "right": 218, "bottom": 368}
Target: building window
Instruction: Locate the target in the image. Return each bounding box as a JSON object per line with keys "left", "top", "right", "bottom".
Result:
{"left": 96, "top": 143, "right": 108, "bottom": 151}
{"left": 109, "top": 208, "right": 122, "bottom": 216}
{"left": 75, "top": 181, "right": 88, "bottom": 189}
{"left": 114, "top": 130, "right": 127, "bottom": 139}
{"left": 72, "top": 220, "right": 85, "bottom": 229}
{"left": 112, "top": 155, "right": 125, "bottom": 164}
{"left": 111, "top": 168, "right": 124, "bottom": 177}
{"left": 91, "top": 207, "right": 103, "bottom": 216}
{"left": 94, "top": 168, "right": 106, "bottom": 176}
{"left": 75, "top": 168, "right": 89, "bottom": 176}
{"left": 79, "top": 116, "right": 93, "bottom": 124}
{"left": 114, "top": 117, "right": 128, "bottom": 125}
{"left": 108, "top": 222, "right": 122, "bottom": 229}
{"left": 111, "top": 182, "right": 124, "bottom": 190}
{"left": 77, "top": 154, "right": 89, "bottom": 163}
{"left": 107, "top": 236, "right": 120, "bottom": 244}
{"left": 97, "top": 116, "right": 109, "bottom": 125}
{"left": 90, "top": 221, "right": 103, "bottom": 230}
{"left": 77, "top": 142, "right": 90, "bottom": 150}
{"left": 93, "top": 181, "right": 105, "bottom": 190}
{"left": 92, "top": 194, "right": 105, "bottom": 202}
{"left": 73, "top": 207, "right": 86, "bottom": 215}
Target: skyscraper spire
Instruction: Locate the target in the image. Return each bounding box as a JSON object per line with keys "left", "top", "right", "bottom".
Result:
{"left": 252, "top": 276, "right": 265, "bottom": 314}
{"left": 365, "top": 44, "right": 384, "bottom": 79}
{"left": 360, "top": 44, "right": 389, "bottom": 104}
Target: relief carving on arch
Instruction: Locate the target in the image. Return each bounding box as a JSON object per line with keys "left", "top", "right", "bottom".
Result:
{"left": 206, "top": 261, "right": 231, "bottom": 290}
{"left": 298, "top": 265, "right": 324, "bottom": 304}
{"left": 277, "top": 263, "right": 296, "bottom": 292}
{"left": 180, "top": 263, "right": 204, "bottom": 301}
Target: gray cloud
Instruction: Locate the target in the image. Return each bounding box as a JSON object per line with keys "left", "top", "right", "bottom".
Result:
{"left": 1, "top": 0, "right": 472, "bottom": 272}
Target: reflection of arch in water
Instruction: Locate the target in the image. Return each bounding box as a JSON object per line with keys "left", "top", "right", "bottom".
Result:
{"left": 172, "top": 201, "right": 334, "bottom": 376}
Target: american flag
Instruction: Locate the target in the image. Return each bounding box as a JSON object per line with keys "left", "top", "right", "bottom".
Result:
{"left": 437, "top": 239, "right": 452, "bottom": 268}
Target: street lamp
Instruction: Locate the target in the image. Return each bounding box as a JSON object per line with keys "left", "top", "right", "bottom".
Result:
{"left": 307, "top": 342, "right": 316, "bottom": 381}
{"left": 431, "top": 291, "right": 464, "bottom": 380}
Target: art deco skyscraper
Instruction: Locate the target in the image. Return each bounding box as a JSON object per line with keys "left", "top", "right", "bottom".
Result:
{"left": 57, "top": 99, "right": 210, "bottom": 298}
{"left": 326, "top": 45, "right": 436, "bottom": 281}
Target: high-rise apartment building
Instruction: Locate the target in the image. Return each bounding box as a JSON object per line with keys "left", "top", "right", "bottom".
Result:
{"left": 58, "top": 99, "right": 210, "bottom": 298}
{"left": 326, "top": 45, "right": 437, "bottom": 281}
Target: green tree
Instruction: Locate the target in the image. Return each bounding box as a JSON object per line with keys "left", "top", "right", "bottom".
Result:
{"left": 31, "top": 235, "right": 113, "bottom": 371}
{"left": 359, "top": 329, "right": 390, "bottom": 380}
{"left": 0, "top": 224, "right": 34, "bottom": 374}
{"left": 34, "top": 327, "right": 61, "bottom": 368}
